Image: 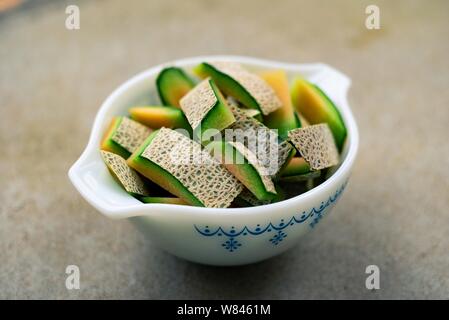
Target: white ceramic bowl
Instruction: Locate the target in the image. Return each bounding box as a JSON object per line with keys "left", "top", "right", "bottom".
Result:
{"left": 68, "top": 56, "right": 359, "bottom": 266}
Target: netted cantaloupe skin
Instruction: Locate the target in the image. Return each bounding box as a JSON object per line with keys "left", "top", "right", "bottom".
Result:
{"left": 180, "top": 78, "right": 236, "bottom": 141}
{"left": 194, "top": 62, "right": 282, "bottom": 116}
{"left": 127, "top": 131, "right": 203, "bottom": 207}
{"left": 100, "top": 150, "right": 150, "bottom": 197}
{"left": 225, "top": 102, "right": 294, "bottom": 177}
{"left": 288, "top": 124, "right": 339, "bottom": 171}
{"left": 101, "top": 117, "right": 134, "bottom": 159}
{"left": 208, "top": 140, "right": 277, "bottom": 201}
{"left": 128, "top": 128, "right": 242, "bottom": 208}
{"left": 259, "top": 70, "right": 301, "bottom": 139}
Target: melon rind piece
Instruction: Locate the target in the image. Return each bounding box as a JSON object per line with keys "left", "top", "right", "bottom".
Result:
{"left": 156, "top": 67, "right": 196, "bottom": 108}
{"left": 279, "top": 157, "right": 311, "bottom": 177}
{"left": 225, "top": 103, "right": 294, "bottom": 176}
{"left": 226, "top": 96, "right": 262, "bottom": 120}
{"left": 279, "top": 171, "right": 321, "bottom": 182}
{"left": 100, "top": 150, "right": 149, "bottom": 197}
{"left": 277, "top": 157, "right": 320, "bottom": 188}
{"left": 140, "top": 197, "right": 189, "bottom": 205}
{"left": 179, "top": 78, "right": 235, "bottom": 141}
{"left": 240, "top": 108, "right": 261, "bottom": 119}
{"left": 229, "top": 141, "right": 276, "bottom": 195}
{"left": 291, "top": 78, "right": 347, "bottom": 150}
{"left": 127, "top": 128, "right": 243, "bottom": 208}
{"left": 236, "top": 185, "right": 285, "bottom": 207}
{"left": 194, "top": 61, "right": 282, "bottom": 116}
{"left": 209, "top": 140, "right": 277, "bottom": 201}
{"left": 277, "top": 140, "right": 296, "bottom": 176}
{"left": 259, "top": 70, "right": 301, "bottom": 139}
{"left": 287, "top": 124, "right": 339, "bottom": 170}
{"left": 129, "top": 106, "right": 191, "bottom": 131}
{"left": 101, "top": 116, "right": 152, "bottom": 159}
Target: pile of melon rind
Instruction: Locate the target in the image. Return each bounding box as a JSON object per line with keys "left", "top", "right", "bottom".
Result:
{"left": 99, "top": 62, "right": 347, "bottom": 208}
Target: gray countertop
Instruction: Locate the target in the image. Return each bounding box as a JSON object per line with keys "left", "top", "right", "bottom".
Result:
{"left": 1, "top": 0, "right": 448, "bottom": 299}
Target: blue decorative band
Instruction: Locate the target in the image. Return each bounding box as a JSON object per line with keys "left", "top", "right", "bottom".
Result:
{"left": 194, "top": 182, "right": 347, "bottom": 252}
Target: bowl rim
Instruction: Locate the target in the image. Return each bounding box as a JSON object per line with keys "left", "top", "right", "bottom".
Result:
{"left": 68, "top": 55, "right": 359, "bottom": 219}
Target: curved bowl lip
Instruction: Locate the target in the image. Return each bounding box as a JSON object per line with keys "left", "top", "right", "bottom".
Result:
{"left": 68, "top": 55, "right": 359, "bottom": 219}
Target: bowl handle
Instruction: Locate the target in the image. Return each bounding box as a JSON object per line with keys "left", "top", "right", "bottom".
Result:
{"left": 68, "top": 148, "right": 143, "bottom": 219}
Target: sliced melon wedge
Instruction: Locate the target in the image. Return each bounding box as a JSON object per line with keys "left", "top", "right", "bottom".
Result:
{"left": 129, "top": 106, "right": 190, "bottom": 131}
{"left": 209, "top": 140, "right": 277, "bottom": 201}
{"left": 291, "top": 78, "right": 346, "bottom": 150}
{"left": 101, "top": 150, "right": 149, "bottom": 197}
{"left": 194, "top": 61, "right": 282, "bottom": 116}
{"left": 259, "top": 70, "right": 301, "bottom": 138}
{"left": 288, "top": 124, "right": 339, "bottom": 170}
{"left": 127, "top": 128, "right": 242, "bottom": 208}
{"left": 156, "top": 67, "right": 195, "bottom": 108}
{"left": 101, "top": 116, "right": 152, "bottom": 159}
{"left": 140, "top": 197, "right": 189, "bottom": 205}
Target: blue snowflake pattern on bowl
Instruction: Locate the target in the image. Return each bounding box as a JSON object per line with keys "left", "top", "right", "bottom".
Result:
{"left": 194, "top": 182, "right": 347, "bottom": 252}
{"left": 222, "top": 238, "right": 242, "bottom": 252}
{"left": 269, "top": 230, "right": 287, "bottom": 245}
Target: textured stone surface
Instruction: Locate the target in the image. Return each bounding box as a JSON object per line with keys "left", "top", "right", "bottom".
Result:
{"left": 0, "top": 0, "right": 448, "bottom": 299}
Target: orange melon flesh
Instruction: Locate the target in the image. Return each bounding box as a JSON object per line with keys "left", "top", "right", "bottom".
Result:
{"left": 259, "top": 70, "right": 301, "bottom": 138}
{"left": 101, "top": 117, "right": 119, "bottom": 149}
{"left": 129, "top": 106, "right": 190, "bottom": 130}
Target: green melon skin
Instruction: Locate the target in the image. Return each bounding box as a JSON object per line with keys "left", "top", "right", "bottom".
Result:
{"left": 208, "top": 141, "right": 277, "bottom": 201}
{"left": 234, "top": 184, "right": 285, "bottom": 207}
{"left": 265, "top": 111, "right": 301, "bottom": 140}
{"left": 101, "top": 117, "right": 132, "bottom": 159}
{"left": 156, "top": 67, "right": 196, "bottom": 108}
{"left": 277, "top": 157, "right": 322, "bottom": 182}
{"left": 277, "top": 145, "right": 296, "bottom": 176}
{"left": 278, "top": 158, "right": 322, "bottom": 199}
{"left": 127, "top": 130, "right": 204, "bottom": 207}
{"left": 140, "top": 196, "right": 189, "bottom": 205}
{"left": 193, "top": 63, "right": 263, "bottom": 114}
{"left": 279, "top": 157, "right": 311, "bottom": 177}
{"left": 196, "top": 79, "right": 236, "bottom": 142}
{"left": 279, "top": 171, "right": 321, "bottom": 182}
{"left": 227, "top": 96, "right": 263, "bottom": 121}
{"left": 291, "top": 78, "right": 347, "bottom": 151}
